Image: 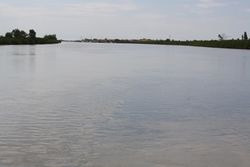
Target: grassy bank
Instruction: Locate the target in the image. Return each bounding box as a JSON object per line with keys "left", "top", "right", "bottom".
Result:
{"left": 126, "top": 39, "right": 250, "bottom": 49}
{"left": 83, "top": 38, "right": 250, "bottom": 50}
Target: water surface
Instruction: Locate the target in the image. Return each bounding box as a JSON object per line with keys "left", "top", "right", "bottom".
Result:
{"left": 0, "top": 43, "right": 250, "bottom": 167}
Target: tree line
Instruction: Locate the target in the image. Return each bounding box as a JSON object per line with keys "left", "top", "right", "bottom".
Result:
{"left": 0, "top": 29, "right": 61, "bottom": 45}
{"left": 82, "top": 32, "right": 250, "bottom": 50}
{"left": 106, "top": 39, "right": 250, "bottom": 49}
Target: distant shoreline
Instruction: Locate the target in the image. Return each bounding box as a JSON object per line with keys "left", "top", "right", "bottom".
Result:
{"left": 70, "top": 38, "right": 250, "bottom": 50}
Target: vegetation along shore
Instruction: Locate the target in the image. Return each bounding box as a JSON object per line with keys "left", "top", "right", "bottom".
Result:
{"left": 0, "top": 29, "right": 61, "bottom": 45}
{"left": 81, "top": 32, "right": 250, "bottom": 50}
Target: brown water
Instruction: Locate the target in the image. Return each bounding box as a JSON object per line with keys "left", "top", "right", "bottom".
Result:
{"left": 0, "top": 43, "right": 250, "bottom": 167}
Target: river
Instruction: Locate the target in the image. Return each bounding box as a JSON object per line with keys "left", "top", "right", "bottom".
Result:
{"left": 0, "top": 43, "right": 250, "bottom": 167}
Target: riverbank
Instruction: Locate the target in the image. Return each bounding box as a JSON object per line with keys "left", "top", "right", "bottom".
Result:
{"left": 0, "top": 38, "right": 61, "bottom": 45}
{"left": 82, "top": 39, "right": 250, "bottom": 50}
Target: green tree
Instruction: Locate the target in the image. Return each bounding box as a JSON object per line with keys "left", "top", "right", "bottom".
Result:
{"left": 44, "top": 34, "right": 57, "bottom": 41}
{"left": 12, "top": 29, "right": 27, "bottom": 38}
{"left": 5, "top": 32, "right": 12, "bottom": 38}
{"left": 20, "top": 30, "right": 28, "bottom": 38}
{"left": 12, "top": 29, "right": 21, "bottom": 38}
{"left": 243, "top": 32, "right": 248, "bottom": 40}
{"left": 29, "top": 29, "right": 36, "bottom": 39}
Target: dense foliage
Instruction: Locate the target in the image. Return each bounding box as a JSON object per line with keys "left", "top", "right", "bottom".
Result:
{"left": 0, "top": 29, "right": 61, "bottom": 45}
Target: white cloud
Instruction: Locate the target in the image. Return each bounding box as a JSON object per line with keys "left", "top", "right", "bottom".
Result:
{"left": 196, "top": 0, "right": 225, "bottom": 8}
{"left": 0, "top": 2, "right": 138, "bottom": 18}
{"left": 63, "top": 2, "right": 138, "bottom": 17}
{"left": 0, "top": 3, "right": 48, "bottom": 17}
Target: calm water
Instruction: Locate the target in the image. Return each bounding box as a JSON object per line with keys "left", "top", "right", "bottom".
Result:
{"left": 0, "top": 43, "right": 250, "bottom": 167}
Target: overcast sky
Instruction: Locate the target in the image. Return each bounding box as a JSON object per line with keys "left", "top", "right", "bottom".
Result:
{"left": 0, "top": 0, "right": 250, "bottom": 40}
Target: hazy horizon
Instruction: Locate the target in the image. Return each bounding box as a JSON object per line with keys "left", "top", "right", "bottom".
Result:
{"left": 0, "top": 0, "right": 250, "bottom": 40}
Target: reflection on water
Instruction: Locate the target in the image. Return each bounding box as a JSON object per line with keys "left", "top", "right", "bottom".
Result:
{"left": 0, "top": 43, "right": 250, "bottom": 167}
